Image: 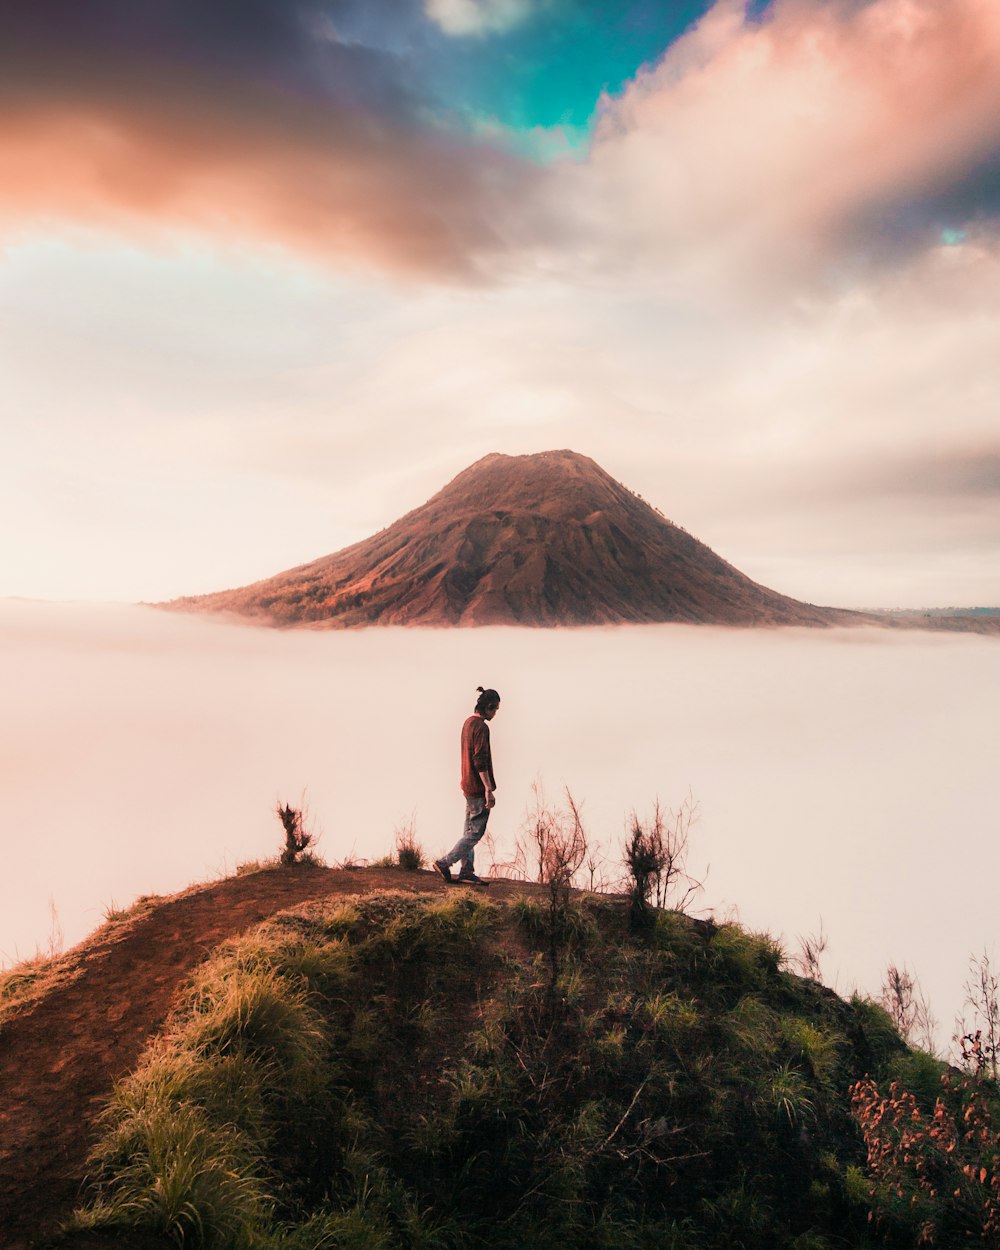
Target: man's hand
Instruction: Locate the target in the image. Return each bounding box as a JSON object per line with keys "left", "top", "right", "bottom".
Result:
{"left": 478, "top": 771, "right": 496, "bottom": 808}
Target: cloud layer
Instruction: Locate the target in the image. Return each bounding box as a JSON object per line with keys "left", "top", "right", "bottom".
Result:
{"left": 2, "top": 1, "right": 999, "bottom": 282}
{"left": 0, "top": 0, "right": 538, "bottom": 277}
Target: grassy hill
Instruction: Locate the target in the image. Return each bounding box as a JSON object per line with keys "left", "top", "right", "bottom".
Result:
{"left": 2, "top": 868, "right": 998, "bottom": 1250}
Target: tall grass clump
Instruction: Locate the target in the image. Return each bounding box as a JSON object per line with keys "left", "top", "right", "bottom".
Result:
{"left": 75, "top": 941, "right": 333, "bottom": 1245}
{"left": 75, "top": 1103, "right": 272, "bottom": 1249}
{"left": 393, "top": 820, "right": 425, "bottom": 872}
{"left": 183, "top": 963, "right": 327, "bottom": 1080}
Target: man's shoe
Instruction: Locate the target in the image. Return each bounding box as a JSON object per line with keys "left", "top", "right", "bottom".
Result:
{"left": 456, "top": 871, "right": 486, "bottom": 885}
{"left": 433, "top": 859, "right": 453, "bottom": 883}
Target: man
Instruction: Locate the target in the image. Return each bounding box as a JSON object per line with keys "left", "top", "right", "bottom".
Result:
{"left": 434, "top": 686, "right": 500, "bottom": 885}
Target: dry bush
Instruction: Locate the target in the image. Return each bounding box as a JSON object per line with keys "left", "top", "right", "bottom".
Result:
{"left": 525, "top": 784, "right": 588, "bottom": 892}
{"left": 483, "top": 784, "right": 607, "bottom": 895}
{"left": 483, "top": 823, "right": 529, "bottom": 882}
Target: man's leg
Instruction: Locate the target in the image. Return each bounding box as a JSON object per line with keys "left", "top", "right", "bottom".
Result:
{"left": 439, "top": 796, "right": 489, "bottom": 873}
{"left": 458, "top": 800, "right": 490, "bottom": 877}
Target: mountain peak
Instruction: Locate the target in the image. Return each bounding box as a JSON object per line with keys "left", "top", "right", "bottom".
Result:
{"left": 169, "top": 449, "right": 856, "bottom": 628}
{"left": 423, "top": 449, "right": 637, "bottom": 522}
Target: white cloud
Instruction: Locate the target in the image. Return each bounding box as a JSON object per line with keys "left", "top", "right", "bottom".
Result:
{"left": 559, "top": 0, "right": 1000, "bottom": 287}
{"left": 424, "top": 0, "right": 533, "bottom": 37}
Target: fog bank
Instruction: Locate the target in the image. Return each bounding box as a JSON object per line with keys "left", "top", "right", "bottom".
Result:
{"left": 2, "top": 600, "right": 996, "bottom": 1052}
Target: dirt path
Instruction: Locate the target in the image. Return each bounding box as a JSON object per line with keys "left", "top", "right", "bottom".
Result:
{"left": 0, "top": 864, "right": 520, "bottom": 1249}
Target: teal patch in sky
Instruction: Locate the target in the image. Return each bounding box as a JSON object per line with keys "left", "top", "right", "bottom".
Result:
{"left": 434, "top": 1, "right": 714, "bottom": 146}
{"left": 941, "top": 227, "right": 966, "bottom": 247}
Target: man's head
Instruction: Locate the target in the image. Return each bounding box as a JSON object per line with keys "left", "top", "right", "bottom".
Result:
{"left": 475, "top": 686, "right": 500, "bottom": 720}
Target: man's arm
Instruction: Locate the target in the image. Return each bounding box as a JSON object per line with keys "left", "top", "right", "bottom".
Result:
{"left": 471, "top": 721, "right": 496, "bottom": 807}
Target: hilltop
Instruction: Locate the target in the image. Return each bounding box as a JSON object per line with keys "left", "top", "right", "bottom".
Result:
{"left": 167, "top": 450, "right": 859, "bottom": 628}
{"left": 3, "top": 862, "right": 996, "bottom": 1250}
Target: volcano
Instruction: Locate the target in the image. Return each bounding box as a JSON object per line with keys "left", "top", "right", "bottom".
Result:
{"left": 168, "top": 450, "right": 859, "bottom": 628}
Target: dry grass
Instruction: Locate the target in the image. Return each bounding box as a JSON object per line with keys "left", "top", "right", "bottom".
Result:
{"left": 0, "top": 952, "right": 69, "bottom": 1028}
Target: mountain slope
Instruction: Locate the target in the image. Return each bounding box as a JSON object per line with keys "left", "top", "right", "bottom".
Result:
{"left": 168, "top": 450, "right": 859, "bottom": 628}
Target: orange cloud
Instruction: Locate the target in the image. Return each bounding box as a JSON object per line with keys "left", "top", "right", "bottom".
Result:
{"left": 0, "top": 47, "right": 535, "bottom": 278}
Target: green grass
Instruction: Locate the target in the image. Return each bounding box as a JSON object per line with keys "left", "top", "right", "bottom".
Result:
{"left": 102, "top": 894, "right": 163, "bottom": 925}
{"left": 74, "top": 1102, "right": 273, "bottom": 1248}
{"left": 64, "top": 890, "right": 960, "bottom": 1250}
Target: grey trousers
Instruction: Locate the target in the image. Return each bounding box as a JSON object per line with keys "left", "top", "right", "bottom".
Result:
{"left": 441, "top": 795, "right": 491, "bottom": 874}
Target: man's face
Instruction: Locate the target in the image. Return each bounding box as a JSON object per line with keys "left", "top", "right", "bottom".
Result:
{"left": 482, "top": 703, "right": 499, "bottom": 721}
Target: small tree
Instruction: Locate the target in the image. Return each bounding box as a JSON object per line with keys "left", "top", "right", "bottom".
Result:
{"left": 955, "top": 950, "right": 1000, "bottom": 1082}
{"left": 522, "top": 784, "right": 588, "bottom": 993}
{"left": 582, "top": 842, "right": 611, "bottom": 893}
{"left": 622, "top": 794, "right": 702, "bottom": 931}
{"left": 880, "top": 963, "right": 938, "bottom": 1054}
{"left": 276, "top": 802, "right": 314, "bottom": 866}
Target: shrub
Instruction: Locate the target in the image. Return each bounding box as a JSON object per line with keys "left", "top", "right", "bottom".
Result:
{"left": 622, "top": 795, "right": 702, "bottom": 931}
{"left": 720, "top": 995, "right": 780, "bottom": 1065}
{"left": 777, "top": 1016, "right": 842, "bottom": 1087}
{"left": 276, "top": 802, "right": 315, "bottom": 866}
{"left": 709, "top": 925, "right": 784, "bottom": 991}
{"left": 394, "top": 820, "right": 425, "bottom": 872}
{"left": 767, "top": 1061, "right": 816, "bottom": 1127}
{"left": 851, "top": 1072, "right": 1000, "bottom": 1245}
{"left": 848, "top": 992, "right": 906, "bottom": 1064}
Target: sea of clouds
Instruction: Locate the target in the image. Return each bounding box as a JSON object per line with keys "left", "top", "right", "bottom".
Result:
{"left": 2, "top": 599, "right": 997, "bottom": 1054}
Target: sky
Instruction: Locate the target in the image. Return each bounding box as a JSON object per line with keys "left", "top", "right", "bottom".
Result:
{"left": 2, "top": 0, "right": 999, "bottom": 607}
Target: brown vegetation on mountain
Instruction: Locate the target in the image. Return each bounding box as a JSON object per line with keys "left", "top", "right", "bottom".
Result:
{"left": 168, "top": 450, "right": 859, "bottom": 628}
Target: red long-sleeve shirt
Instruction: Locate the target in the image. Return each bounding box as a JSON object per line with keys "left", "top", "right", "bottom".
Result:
{"left": 461, "top": 714, "right": 496, "bottom": 797}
